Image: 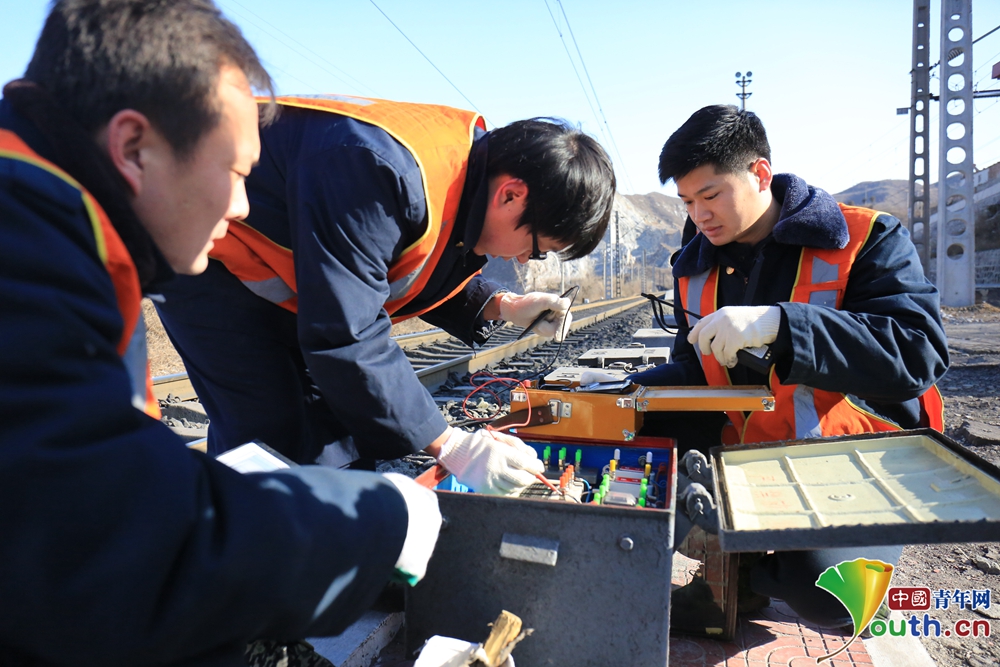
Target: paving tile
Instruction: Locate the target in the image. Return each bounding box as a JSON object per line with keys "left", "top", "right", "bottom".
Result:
{"left": 669, "top": 598, "right": 878, "bottom": 667}
{"left": 768, "top": 645, "right": 812, "bottom": 664}
{"left": 789, "top": 657, "right": 818, "bottom": 667}
{"left": 745, "top": 637, "right": 802, "bottom": 661}
{"left": 845, "top": 639, "right": 869, "bottom": 654}
{"left": 849, "top": 649, "right": 874, "bottom": 664}
{"left": 795, "top": 623, "right": 827, "bottom": 639}
{"left": 670, "top": 638, "right": 708, "bottom": 662}
{"left": 737, "top": 626, "right": 778, "bottom": 650}
{"left": 759, "top": 607, "right": 800, "bottom": 624}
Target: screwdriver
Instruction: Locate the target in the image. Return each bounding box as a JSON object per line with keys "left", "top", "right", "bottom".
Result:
{"left": 534, "top": 472, "right": 560, "bottom": 493}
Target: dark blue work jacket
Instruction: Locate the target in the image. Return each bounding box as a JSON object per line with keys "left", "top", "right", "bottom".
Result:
{"left": 632, "top": 173, "right": 949, "bottom": 432}
{"left": 0, "top": 95, "right": 408, "bottom": 666}
{"left": 156, "top": 106, "right": 506, "bottom": 462}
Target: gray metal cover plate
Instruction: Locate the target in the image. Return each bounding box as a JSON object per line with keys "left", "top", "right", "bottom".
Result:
{"left": 713, "top": 429, "right": 1000, "bottom": 552}
{"left": 405, "top": 493, "right": 674, "bottom": 665}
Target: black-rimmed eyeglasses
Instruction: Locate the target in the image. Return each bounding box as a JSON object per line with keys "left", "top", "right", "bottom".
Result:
{"left": 529, "top": 227, "right": 547, "bottom": 261}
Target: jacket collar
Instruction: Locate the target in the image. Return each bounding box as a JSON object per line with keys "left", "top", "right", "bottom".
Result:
{"left": 453, "top": 128, "right": 490, "bottom": 257}
{"left": 672, "top": 173, "right": 848, "bottom": 278}
{"left": 2, "top": 79, "right": 174, "bottom": 292}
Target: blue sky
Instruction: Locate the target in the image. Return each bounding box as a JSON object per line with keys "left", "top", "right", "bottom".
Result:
{"left": 3, "top": 0, "right": 1000, "bottom": 196}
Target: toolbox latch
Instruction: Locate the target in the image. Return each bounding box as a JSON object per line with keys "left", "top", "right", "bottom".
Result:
{"left": 546, "top": 399, "right": 571, "bottom": 422}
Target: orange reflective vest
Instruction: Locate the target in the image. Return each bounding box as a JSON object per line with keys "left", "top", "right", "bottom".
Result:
{"left": 0, "top": 129, "right": 160, "bottom": 418}
{"left": 678, "top": 205, "right": 944, "bottom": 444}
{"left": 209, "top": 94, "right": 487, "bottom": 322}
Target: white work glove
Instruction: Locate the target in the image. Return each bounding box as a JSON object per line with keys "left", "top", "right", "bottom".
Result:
{"left": 414, "top": 636, "right": 511, "bottom": 667}
{"left": 499, "top": 292, "right": 573, "bottom": 342}
{"left": 578, "top": 369, "right": 623, "bottom": 385}
{"left": 382, "top": 472, "right": 443, "bottom": 586}
{"left": 687, "top": 305, "right": 781, "bottom": 369}
{"left": 436, "top": 427, "right": 544, "bottom": 496}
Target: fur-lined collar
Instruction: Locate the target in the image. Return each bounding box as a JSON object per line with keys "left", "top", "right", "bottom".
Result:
{"left": 672, "top": 173, "right": 848, "bottom": 278}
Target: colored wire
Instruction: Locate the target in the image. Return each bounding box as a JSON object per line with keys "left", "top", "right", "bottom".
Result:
{"left": 524, "top": 336, "right": 566, "bottom": 383}
{"left": 456, "top": 371, "right": 536, "bottom": 431}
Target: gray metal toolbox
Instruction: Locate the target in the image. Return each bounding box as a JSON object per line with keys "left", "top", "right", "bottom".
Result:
{"left": 406, "top": 442, "right": 677, "bottom": 666}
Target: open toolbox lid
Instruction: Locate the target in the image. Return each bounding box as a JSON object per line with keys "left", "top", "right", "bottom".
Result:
{"left": 636, "top": 385, "right": 775, "bottom": 412}
{"left": 500, "top": 367, "right": 775, "bottom": 443}
{"left": 711, "top": 429, "right": 1000, "bottom": 552}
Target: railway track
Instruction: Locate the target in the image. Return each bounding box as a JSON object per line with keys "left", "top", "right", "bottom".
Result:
{"left": 152, "top": 293, "right": 661, "bottom": 402}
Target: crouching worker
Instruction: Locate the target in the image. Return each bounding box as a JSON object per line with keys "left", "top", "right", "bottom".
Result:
{"left": 152, "top": 93, "right": 617, "bottom": 494}
{"left": 631, "top": 105, "right": 948, "bottom": 629}
{"left": 0, "top": 1, "right": 440, "bottom": 664}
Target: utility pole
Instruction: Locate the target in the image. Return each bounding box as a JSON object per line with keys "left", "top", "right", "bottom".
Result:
{"left": 908, "top": 0, "right": 995, "bottom": 297}
{"left": 614, "top": 212, "right": 621, "bottom": 298}
{"left": 935, "top": 0, "right": 975, "bottom": 306}
{"left": 641, "top": 249, "right": 647, "bottom": 294}
{"left": 907, "top": 0, "right": 932, "bottom": 275}
{"left": 603, "top": 242, "right": 610, "bottom": 300}
{"left": 735, "top": 71, "right": 753, "bottom": 110}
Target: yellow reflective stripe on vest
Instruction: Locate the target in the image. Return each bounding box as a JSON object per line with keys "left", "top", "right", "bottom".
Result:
{"left": 0, "top": 130, "right": 157, "bottom": 418}
{"left": 0, "top": 147, "right": 109, "bottom": 264}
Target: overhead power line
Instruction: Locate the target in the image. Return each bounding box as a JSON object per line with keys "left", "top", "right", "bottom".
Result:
{"left": 221, "top": 0, "right": 380, "bottom": 96}
{"left": 928, "top": 22, "right": 1000, "bottom": 73}
{"left": 973, "top": 23, "right": 1000, "bottom": 46}
{"left": 542, "top": 0, "right": 610, "bottom": 149}
{"left": 368, "top": 0, "right": 489, "bottom": 124}
{"left": 552, "top": 0, "right": 635, "bottom": 193}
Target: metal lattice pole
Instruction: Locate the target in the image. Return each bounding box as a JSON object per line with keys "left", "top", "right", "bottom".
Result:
{"left": 641, "top": 249, "right": 647, "bottom": 294}
{"left": 936, "top": 0, "right": 975, "bottom": 306}
{"left": 614, "top": 212, "right": 621, "bottom": 298}
{"left": 908, "top": 0, "right": 932, "bottom": 275}
{"left": 603, "top": 242, "right": 611, "bottom": 300}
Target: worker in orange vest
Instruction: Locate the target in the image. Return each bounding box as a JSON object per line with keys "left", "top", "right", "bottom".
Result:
{"left": 630, "top": 105, "right": 948, "bottom": 630}
{"left": 153, "top": 96, "right": 617, "bottom": 495}
{"left": 0, "top": 2, "right": 442, "bottom": 663}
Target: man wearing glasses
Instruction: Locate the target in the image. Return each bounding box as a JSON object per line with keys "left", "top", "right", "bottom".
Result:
{"left": 155, "top": 95, "right": 616, "bottom": 495}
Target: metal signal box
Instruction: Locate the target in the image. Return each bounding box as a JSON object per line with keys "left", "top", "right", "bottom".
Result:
{"left": 406, "top": 441, "right": 678, "bottom": 667}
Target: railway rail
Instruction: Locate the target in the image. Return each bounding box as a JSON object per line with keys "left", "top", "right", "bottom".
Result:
{"left": 152, "top": 293, "right": 660, "bottom": 402}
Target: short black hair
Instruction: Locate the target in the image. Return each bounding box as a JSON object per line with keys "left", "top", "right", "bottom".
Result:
{"left": 25, "top": 0, "right": 274, "bottom": 159}
{"left": 658, "top": 105, "right": 771, "bottom": 184}
{"left": 486, "top": 118, "right": 616, "bottom": 261}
